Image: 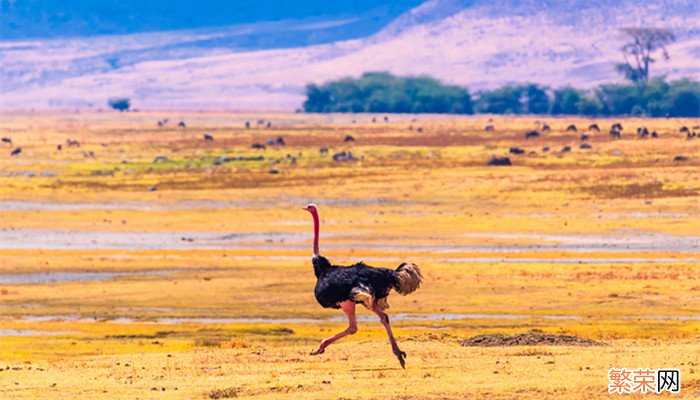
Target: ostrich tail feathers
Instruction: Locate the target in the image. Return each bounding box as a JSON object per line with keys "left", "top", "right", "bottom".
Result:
{"left": 394, "top": 262, "right": 422, "bottom": 295}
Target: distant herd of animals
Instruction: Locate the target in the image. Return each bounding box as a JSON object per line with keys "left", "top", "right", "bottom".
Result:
{"left": 4, "top": 119, "right": 697, "bottom": 168}
{"left": 485, "top": 121, "right": 697, "bottom": 167}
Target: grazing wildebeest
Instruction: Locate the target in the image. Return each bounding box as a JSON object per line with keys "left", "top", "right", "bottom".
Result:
{"left": 561, "top": 146, "right": 572, "bottom": 153}
{"left": 245, "top": 121, "right": 251, "bottom": 129}
{"left": 487, "top": 156, "right": 511, "bottom": 166}
{"left": 333, "top": 151, "right": 358, "bottom": 162}
{"left": 579, "top": 143, "right": 592, "bottom": 149}
{"left": 651, "top": 131, "right": 658, "bottom": 138}
{"left": 153, "top": 155, "right": 168, "bottom": 163}
{"left": 509, "top": 147, "right": 525, "bottom": 155}
{"left": 485, "top": 123, "right": 494, "bottom": 132}
{"left": 203, "top": 133, "right": 214, "bottom": 142}
{"left": 83, "top": 151, "right": 95, "bottom": 158}
{"left": 1, "top": 137, "right": 11, "bottom": 145}
{"left": 252, "top": 143, "right": 266, "bottom": 150}
{"left": 673, "top": 156, "right": 688, "bottom": 162}
{"left": 372, "top": 118, "right": 377, "bottom": 123}
{"left": 56, "top": 144, "right": 62, "bottom": 151}
{"left": 266, "top": 139, "right": 275, "bottom": 146}
{"left": 10, "top": 147, "right": 22, "bottom": 156}
{"left": 157, "top": 120, "right": 164, "bottom": 127}
{"left": 525, "top": 130, "right": 539, "bottom": 139}
{"left": 178, "top": 121, "right": 186, "bottom": 129}
{"left": 266, "top": 122, "right": 272, "bottom": 128}
{"left": 276, "top": 136, "right": 286, "bottom": 146}
{"left": 66, "top": 139, "right": 80, "bottom": 147}
{"left": 609, "top": 128, "right": 622, "bottom": 139}
{"left": 580, "top": 134, "right": 589, "bottom": 142}
{"left": 542, "top": 147, "right": 550, "bottom": 152}
{"left": 588, "top": 124, "right": 600, "bottom": 132}
{"left": 319, "top": 147, "right": 329, "bottom": 155}
{"left": 541, "top": 123, "right": 550, "bottom": 132}
{"left": 416, "top": 127, "right": 424, "bottom": 133}
{"left": 344, "top": 135, "right": 355, "bottom": 143}
{"left": 679, "top": 126, "right": 689, "bottom": 134}
{"left": 384, "top": 116, "right": 389, "bottom": 122}
{"left": 637, "top": 127, "right": 649, "bottom": 138}
{"left": 566, "top": 124, "right": 577, "bottom": 132}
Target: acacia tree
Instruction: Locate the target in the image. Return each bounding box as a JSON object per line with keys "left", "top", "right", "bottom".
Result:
{"left": 616, "top": 28, "right": 675, "bottom": 83}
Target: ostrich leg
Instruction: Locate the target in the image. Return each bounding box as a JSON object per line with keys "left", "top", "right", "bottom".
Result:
{"left": 372, "top": 303, "right": 406, "bottom": 368}
{"left": 310, "top": 300, "right": 357, "bottom": 355}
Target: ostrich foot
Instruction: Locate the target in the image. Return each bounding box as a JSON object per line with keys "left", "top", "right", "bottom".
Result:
{"left": 393, "top": 348, "right": 407, "bottom": 369}
{"left": 310, "top": 347, "right": 325, "bottom": 355}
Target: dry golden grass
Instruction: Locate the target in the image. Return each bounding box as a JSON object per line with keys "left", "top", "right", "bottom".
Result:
{"left": 1, "top": 112, "right": 699, "bottom": 399}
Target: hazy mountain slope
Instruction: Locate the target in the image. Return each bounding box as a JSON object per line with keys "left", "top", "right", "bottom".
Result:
{"left": 1, "top": 0, "right": 698, "bottom": 110}
{"left": 0, "top": 0, "right": 422, "bottom": 40}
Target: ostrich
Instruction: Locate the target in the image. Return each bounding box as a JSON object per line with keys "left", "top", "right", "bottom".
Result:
{"left": 302, "top": 204, "right": 422, "bottom": 368}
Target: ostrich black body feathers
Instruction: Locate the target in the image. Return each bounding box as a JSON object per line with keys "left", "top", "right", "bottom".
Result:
{"left": 312, "top": 255, "right": 422, "bottom": 310}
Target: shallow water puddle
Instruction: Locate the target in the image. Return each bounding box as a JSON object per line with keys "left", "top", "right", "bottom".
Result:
{"left": 0, "top": 229, "right": 354, "bottom": 250}
{"left": 8, "top": 313, "right": 581, "bottom": 324}
{"left": 0, "top": 269, "right": 194, "bottom": 284}
{"left": 2, "top": 229, "right": 698, "bottom": 254}
{"left": 11, "top": 313, "right": 699, "bottom": 324}
{"left": 0, "top": 329, "right": 78, "bottom": 336}
{"left": 231, "top": 255, "right": 700, "bottom": 264}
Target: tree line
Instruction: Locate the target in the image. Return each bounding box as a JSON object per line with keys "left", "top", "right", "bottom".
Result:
{"left": 302, "top": 72, "right": 699, "bottom": 117}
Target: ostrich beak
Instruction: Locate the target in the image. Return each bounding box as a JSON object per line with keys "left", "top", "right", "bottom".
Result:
{"left": 302, "top": 206, "right": 310, "bottom": 211}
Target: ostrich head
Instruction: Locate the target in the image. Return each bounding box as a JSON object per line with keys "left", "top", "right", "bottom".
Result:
{"left": 302, "top": 203, "right": 318, "bottom": 214}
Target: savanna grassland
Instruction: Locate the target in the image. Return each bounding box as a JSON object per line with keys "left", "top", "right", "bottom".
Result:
{"left": 0, "top": 112, "right": 699, "bottom": 399}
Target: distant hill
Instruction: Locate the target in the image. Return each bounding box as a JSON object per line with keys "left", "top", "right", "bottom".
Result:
{"left": 0, "top": 0, "right": 422, "bottom": 42}
{"left": 1, "top": 0, "right": 698, "bottom": 110}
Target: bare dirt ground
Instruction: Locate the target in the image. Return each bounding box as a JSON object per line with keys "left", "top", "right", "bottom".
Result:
{"left": 1, "top": 112, "right": 699, "bottom": 399}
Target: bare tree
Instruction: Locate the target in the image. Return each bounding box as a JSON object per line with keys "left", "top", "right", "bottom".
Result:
{"left": 615, "top": 28, "right": 675, "bottom": 82}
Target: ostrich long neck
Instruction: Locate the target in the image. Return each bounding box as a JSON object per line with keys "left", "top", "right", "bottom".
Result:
{"left": 311, "top": 210, "right": 320, "bottom": 256}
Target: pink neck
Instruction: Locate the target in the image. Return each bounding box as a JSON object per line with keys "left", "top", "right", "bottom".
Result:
{"left": 311, "top": 210, "right": 320, "bottom": 256}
